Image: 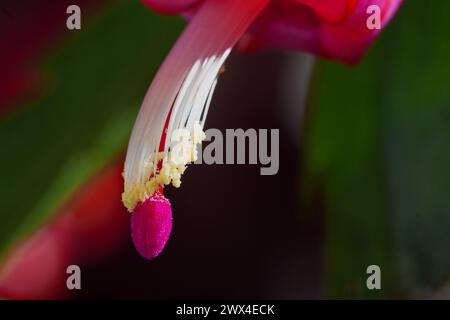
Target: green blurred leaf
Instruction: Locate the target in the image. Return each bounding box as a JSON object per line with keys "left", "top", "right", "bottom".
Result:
{"left": 303, "top": 1, "right": 450, "bottom": 297}
{"left": 381, "top": 1, "right": 450, "bottom": 293}
{"left": 0, "top": 0, "right": 183, "bottom": 259}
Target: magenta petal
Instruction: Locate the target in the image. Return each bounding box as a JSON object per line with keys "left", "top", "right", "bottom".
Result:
{"left": 145, "top": 0, "right": 403, "bottom": 64}
{"left": 291, "top": 0, "right": 348, "bottom": 23}
{"left": 240, "top": 0, "right": 404, "bottom": 64}
{"left": 131, "top": 194, "right": 172, "bottom": 260}
{"left": 141, "top": 0, "right": 201, "bottom": 15}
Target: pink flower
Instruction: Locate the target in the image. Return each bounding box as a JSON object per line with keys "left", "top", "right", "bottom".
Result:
{"left": 143, "top": 0, "right": 404, "bottom": 64}
{"left": 123, "top": 0, "right": 403, "bottom": 259}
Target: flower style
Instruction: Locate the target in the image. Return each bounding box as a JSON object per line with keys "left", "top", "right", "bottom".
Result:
{"left": 123, "top": 0, "right": 403, "bottom": 259}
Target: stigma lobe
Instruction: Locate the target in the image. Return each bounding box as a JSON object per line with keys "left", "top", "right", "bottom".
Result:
{"left": 131, "top": 193, "right": 172, "bottom": 260}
